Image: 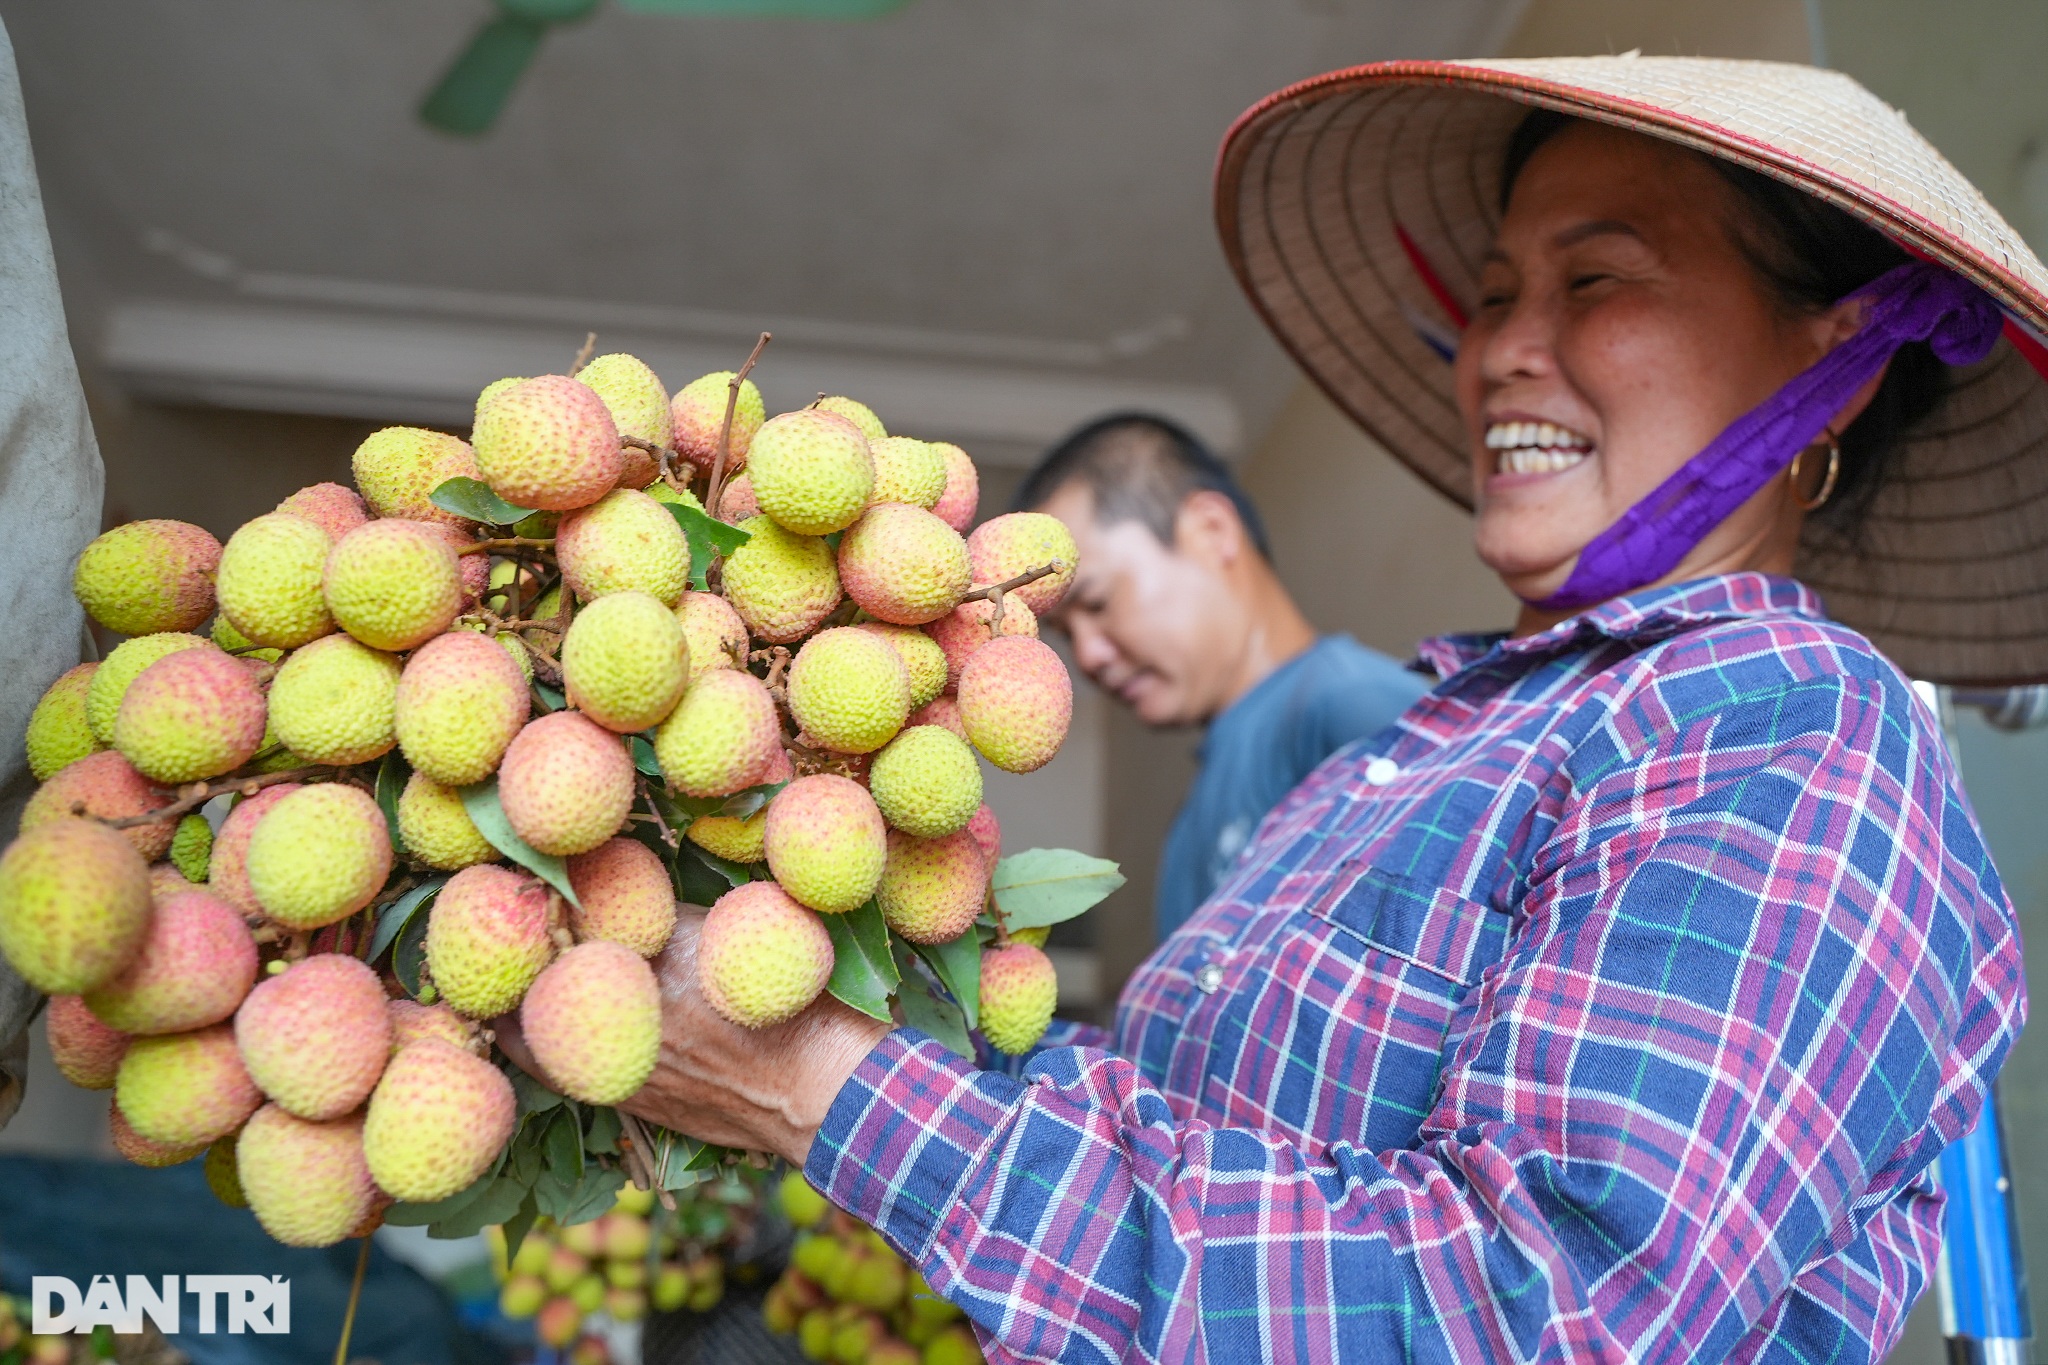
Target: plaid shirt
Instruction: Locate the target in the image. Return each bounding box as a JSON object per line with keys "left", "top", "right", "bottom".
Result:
{"left": 808, "top": 574, "right": 2025, "bottom": 1363}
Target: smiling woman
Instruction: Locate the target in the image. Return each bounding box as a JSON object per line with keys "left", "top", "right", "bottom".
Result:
{"left": 599, "top": 56, "right": 2042, "bottom": 1363}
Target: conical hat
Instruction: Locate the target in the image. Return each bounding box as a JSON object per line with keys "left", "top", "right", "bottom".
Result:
{"left": 1215, "top": 56, "right": 2048, "bottom": 685}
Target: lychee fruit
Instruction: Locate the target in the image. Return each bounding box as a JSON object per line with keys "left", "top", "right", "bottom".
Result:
{"left": 813, "top": 395, "right": 886, "bottom": 441}
{"left": 323, "top": 519, "right": 464, "bottom": 651}
{"left": 928, "top": 443, "right": 979, "bottom": 533}
{"left": 566, "top": 837, "right": 677, "bottom": 957}
{"left": 556, "top": 488, "right": 690, "bottom": 606}
{"left": 857, "top": 624, "right": 948, "bottom": 708}
{"left": 787, "top": 627, "right": 911, "bottom": 755}
{"left": 362, "top": 1037, "right": 516, "bottom": 1201}
{"left": 211, "top": 614, "right": 281, "bottom": 665}
{"left": 425, "top": 863, "right": 555, "bottom": 1018}
{"left": 169, "top": 814, "right": 212, "bottom": 884}
{"left": 697, "top": 881, "right": 834, "bottom": 1028}
{"left": 926, "top": 597, "right": 1037, "bottom": 693}
{"left": 21, "top": 750, "right": 177, "bottom": 860}
{"left": 214, "top": 514, "right": 336, "bottom": 648}
{"left": 718, "top": 471, "right": 760, "bottom": 521}
{"left": 83, "top": 890, "right": 256, "bottom": 1035}
{"left": 967, "top": 512, "right": 1077, "bottom": 613}
{"left": 520, "top": 940, "right": 662, "bottom": 1103}
{"left": 441, "top": 524, "right": 492, "bottom": 607}
{"left": 977, "top": 942, "right": 1057, "bottom": 1054}
{"left": 275, "top": 482, "right": 371, "bottom": 543}
{"left": 25, "top": 663, "right": 105, "bottom": 781}
{"left": 498, "top": 712, "right": 635, "bottom": 857}
{"left": 868, "top": 726, "right": 982, "bottom": 838}
{"left": 267, "top": 633, "right": 402, "bottom": 766}
{"left": 958, "top": 636, "right": 1072, "bottom": 773}
{"left": 965, "top": 802, "right": 1001, "bottom": 871}
{"left": 47, "top": 994, "right": 128, "bottom": 1089}
{"left": 671, "top": 371, "right": 764, "bottom": 475}
{"left": 686, "top": 812, "right": 766, "bottom": 865}
{"left": 653, "top": 669, "right": 783, "bottom": 798}
{"left": 472, "top": 375, "right": 623, "bottom": 511}
{"left": 866, "top": 437, "right": 946, "bottom": 509}
{"left": 86, "top": 632, "right": 214, "bottom": 744}
{"left": 576, "top": 352, "right": 672, "bottom": 451}
{"left": 762, "top": 775, "right": 887, "bottom": 914}
{"left": 204, "top": 1134, "right": 247, "bottom": 1207}
{"left": 875, "top": 829, "right": 986, "bottom": 945}
{"left": 72, "top": 520, "right": 222, "bottom": 637}
{"left": 838, "top": 505, "right": 970, "bottom": 626}
{"left": 720, "top": 516, "right": 841, "bottom": 643}
{"left": 908, "top": 695, "right": 966, "bottom": 739}
{"left": 475, "top": 376, "right": 525, "bottom": 426}
{"left": 747, "top": 411, "right": 875, "bottom": 535}
{"left": 395, "top": 629, "right": 531, "bottom": 786}
{"left": 396, "top": 772, "right": 497, "bottom": 870}
{"left": 235, "top": 953, "right": 392, "bottom": 1119}
{"left": 149, "top": 862, "right": 196, "bottom": 899}
{"left": 351, "top": 427, "right": 485, "bottom": 527}
{"left": 236, "top": 1104, "right": 378, "bottom": 1248}
{"left": 113, "top": 647, "right": 268, "bottom": 784}
{"left": 387, "top": 998, "right": 476, "bottom": 1055}
{"left": 110, "top": 1101, "right": 207, "bottom": 1168}
{"left": 646, "top": 479, "right": 703, "bottom": 513}
{"left": 244, "top": 783, "right": 394, "bottom": 929}
{"left": 116, "top": 1022, "right": 262, "bottom": 1147}
{"left": 676, "top": 591, "right": 748, "bottom": 681}
{"left": 562, "top": 591, "right": 689, "bottom": 733}
{"left": 206, "top": 783, "right": 299, "bottom": 914}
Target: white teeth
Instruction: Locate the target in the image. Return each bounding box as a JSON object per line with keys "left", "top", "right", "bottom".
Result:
{"left": 1484, "top": 420, "right": 1593, "bottom": 472}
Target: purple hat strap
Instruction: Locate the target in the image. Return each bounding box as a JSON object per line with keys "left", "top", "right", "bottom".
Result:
{"left": 1525, "top": 260, "right": 2004, "bottom": 612}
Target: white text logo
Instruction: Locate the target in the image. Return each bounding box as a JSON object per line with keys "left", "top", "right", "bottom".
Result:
{"left": 31, "top": 1276, "right": 291, "bottom": 1335}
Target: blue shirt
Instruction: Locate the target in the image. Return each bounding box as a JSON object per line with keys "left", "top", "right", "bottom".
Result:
{"left": 1154, "top": 633, "right": 1427, "bottom": 938}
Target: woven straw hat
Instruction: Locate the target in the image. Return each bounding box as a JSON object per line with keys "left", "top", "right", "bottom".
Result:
{"left": 1216, "top": 56, "right": 2048, "bottom": 685}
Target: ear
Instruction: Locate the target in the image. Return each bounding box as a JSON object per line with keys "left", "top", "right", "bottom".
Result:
{"left": 1807, "top": 296, "right": 1889, "bottom": 435}
{"left": 1171, "top": 490, "right": 1247, "bottom": 571}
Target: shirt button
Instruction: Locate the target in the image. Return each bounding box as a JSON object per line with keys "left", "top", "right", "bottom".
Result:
{"left": 1194, "top": 963, "right": 1224, "bottom": 994}
{"left": 1365, "top": 757, "right": 1400, "bottom": 786}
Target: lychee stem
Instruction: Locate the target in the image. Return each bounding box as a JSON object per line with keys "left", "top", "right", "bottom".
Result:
{"left": 704, "top": 330, "right": 772, "bottom": 526}
{"left": 987, "top": 886, "right": 1012, "bottom": 947}
{"left": 457, "top": 536, "right": 554, "bottom": 556}
{"left": 570, "top": 331, "right": 597, "bottom": 376}
{"left": 333, "top": 1235, "right": 370, "bottom": 1365}
{"left": 93, "top": 765, "right": 340, "bottom": 828}
{"left": 638, "top": 778, "right": 680, "bottom": 850}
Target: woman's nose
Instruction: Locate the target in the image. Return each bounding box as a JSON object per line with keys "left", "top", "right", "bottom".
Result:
{"left": 1476, "top": 288, "right": 1561, "bottom": 387}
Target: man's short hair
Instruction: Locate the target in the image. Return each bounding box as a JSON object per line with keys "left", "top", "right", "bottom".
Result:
{"left": 1012, "top": 413, "right": 1272, "bottom": 559}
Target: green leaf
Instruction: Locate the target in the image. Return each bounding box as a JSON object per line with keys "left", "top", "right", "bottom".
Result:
{"left": 990, "top": 848, "right": 1126, "bottom": 930}
{"left": 393, "top": 905, "right": 433, "bottom": 999}
{"left": 911, "top": 927, "right": 982, "bottom": 1028}
{"left": 895, "top": 953, "right": 972, "bottom": 1057}
{"left": 375, "top": 752, "right": 409, "bottom": 853}
{"left": 510, "top": 1068, "right": 564, "bottom": 1116}
{"left": 558, "top": 1167, "right": 629, "bottom": 1225}
{"left": 630, "top": 736, "right": 661, "bottom": 777}
{"left": 500, "top": 1190, "right": 541, "bottom": 1264}
{"left": 531, "top": 682, "right": 565, "bottom": 714}
{"left": 431, "top": 476, "right": 535, "bottom": 526}
{"left": 720, "top": 780, "right": 787, "bottom": 820}
{"left": 543, "top": 1107, "right": 583, "bottom": 1184}
{"left": 694, "top": 847, "right": 752, "bottom": 889}
{"left": 823, "top": 900, "right": 898, "bottom": 1022}
{"left": 427, "top": 1175, "right": 530, "bottom": 1238}
{"left": 382, "top": 1170, "right": 500, "bottom": 1226}
{"left": 666, "top": 503, "right": 750, "bottom": 592}
{"left": 584, "top": 1104, "right": 621, "bottom": 1156}
{"left": 674, "top": 845, "right": 736, "bottom": 907}
{"left": 458, "top": 777, "right": 581, "bottom": 909}
{"left": 367, "top": 878, "right": 446, "bottom": 965}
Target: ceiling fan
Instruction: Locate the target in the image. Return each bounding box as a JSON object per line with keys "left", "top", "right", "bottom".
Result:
{"left": 421, "top": 0, "right": 918, "bottom": 135}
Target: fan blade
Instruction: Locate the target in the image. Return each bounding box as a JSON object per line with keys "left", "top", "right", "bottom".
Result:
{"left": 419, "top": 15, "right": 549, "bottom": 135}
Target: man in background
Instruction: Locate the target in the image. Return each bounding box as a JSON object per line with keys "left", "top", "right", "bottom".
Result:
{"left": 0, "top": 14, "right": 109, "bottom": 1129}
{"left": 1017, "top": 414, "right": 1426, "bottom": 940}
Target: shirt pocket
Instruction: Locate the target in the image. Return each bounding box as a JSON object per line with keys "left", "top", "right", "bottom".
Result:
{"left": 1199, "top": 862, "right": 1513, "bottom": 1151}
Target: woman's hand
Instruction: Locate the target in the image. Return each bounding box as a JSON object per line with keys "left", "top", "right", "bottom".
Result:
{"left": 496, "top": 908, "right": 894, "bottom": 1167}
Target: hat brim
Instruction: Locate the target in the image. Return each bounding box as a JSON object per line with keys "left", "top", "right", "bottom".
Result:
{"left": 1216, "top": 57, "right": 2048, "bottom": 685}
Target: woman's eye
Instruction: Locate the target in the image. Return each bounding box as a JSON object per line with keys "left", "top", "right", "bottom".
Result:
{"left": 1477, "top": 290, "right": 1514, "bottom": 310}
{"left": 1569, "top": 272, "right": 1612, "bottom": 290}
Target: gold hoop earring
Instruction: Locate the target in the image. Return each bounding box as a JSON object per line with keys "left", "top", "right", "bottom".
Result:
{"left": 1789, "top": 429, "right": 1841, "bottom": 512}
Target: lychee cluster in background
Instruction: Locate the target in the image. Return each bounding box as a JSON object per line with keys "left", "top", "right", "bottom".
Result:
{"left": 0, "top": 334, "right": 1123, "bottom": 1287}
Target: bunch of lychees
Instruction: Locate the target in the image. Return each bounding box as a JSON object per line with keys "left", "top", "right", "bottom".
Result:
{"left": 0, "top": 337, "right": 1121, "bottom": 1255}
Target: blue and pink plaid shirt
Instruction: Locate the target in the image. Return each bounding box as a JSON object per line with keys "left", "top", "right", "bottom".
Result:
{"left": 808, "top": 574, "right": 2025, "bottom": 1363}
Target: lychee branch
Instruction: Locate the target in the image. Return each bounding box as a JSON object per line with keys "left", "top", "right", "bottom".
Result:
{"left": 705, "top": 331, "right": 772, "bottom": 523}
{"left": 638, "top": 779, "right": 681, "bottom": 850}
{"left": 960, "top": 559, "right": 1065, "bottom": 633}
{"left": 459, "top": 537, "right": 555, "bottom": 556}
{"left": 570, "top": 331, "right": 598, "bottom": 376}
{"left": 89, "top": 765, "right": 340, "bottom": 829}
